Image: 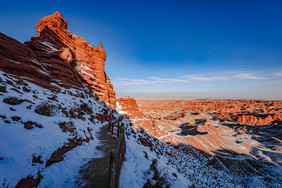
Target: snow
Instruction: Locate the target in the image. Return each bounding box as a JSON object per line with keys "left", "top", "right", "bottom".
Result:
{"left": 116, "top": 102, "right": 128, "bottom": 115}
{"left": 6, "top": 58, "right": 21, "bottom": 64}
{"left": 1, "top": 70, "right": 281, "bottom": 187}
{"left": 119, "top": 121, "right": 191, "bottom": 188}
{"left": 26, "top": 58, "right": 40, "bottom": 65}
{"left": 39, "top": 137, "right": 104, "bottom": 187}
{"left": 118, "top": 108, "right": 282, "bottom": 187}
{"left": 75, "top": 64, "right": 95, "bottom": 78}
{"left": 77, "top": 68, "right": 95, "bottom": 78}
{"left": 39, "top": 41, "right": 59, "bottom": 51}
{"left": 39, "top": 41, "right": 60, "bottom": 53}
{"left": 0, "top": 71, "right": 119, "bottom": 187}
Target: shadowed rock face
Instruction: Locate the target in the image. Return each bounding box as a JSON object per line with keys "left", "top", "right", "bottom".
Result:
{"left": 0, "top": 32, "right": 58, "bottom": 91}
{"left": 0, "top": 11, "right": 116, "bottom": 109}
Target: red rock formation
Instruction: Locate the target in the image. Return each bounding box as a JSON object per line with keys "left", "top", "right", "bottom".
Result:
{"left": 117, "top": 98, "right": 282, "bottom": 155}
{"left": 24, "top": 27, "right": 88, "bottom": 91}
{"left": 237, "top": 114, "right": 282, "bottom": 125}
{"left": 0, "top": 33, "right": 58, "bottom": 90}
{"left": 0, "top": 12, "right": 116, "bottom": 109}
{"left": 35, "top": 12, "right": 116, "bottom": 109}
{"left": 117, "top": 97, "right": 167, "bottom": 137}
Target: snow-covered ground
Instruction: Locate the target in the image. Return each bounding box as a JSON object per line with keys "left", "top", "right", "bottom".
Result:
{"left": 119, "top": 121, "right": 191, "bottom": 188}
{"left": 118, "top": 116, "right": 282, "bottom": 187}
{"left": 0, "top": 71, "right": 121, "bottom": 187}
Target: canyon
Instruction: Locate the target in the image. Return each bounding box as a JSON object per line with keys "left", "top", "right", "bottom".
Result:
{"left": 118, "top": 97, "right": 282, "bottom": 155}
{"left": 0, "top": 12, "right": 281, "bottom": 188}
{"left": 117, "top": 97, "right": 282, "bottom": 187}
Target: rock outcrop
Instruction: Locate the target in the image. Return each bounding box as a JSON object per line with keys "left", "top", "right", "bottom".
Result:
{"left": 117, "top": 97, "right": 168, "bottom": 138}
{"left": 0, "top": 32, "right": 59, "bottom": 91}
{"left": 0, "top": 12, "right": 116, "bottom": 109}
{"left": 237, "top": 114, "right": 282, "bottom": 125}
{"left": 35, "top": 12, "right": 116, "bottom": 109}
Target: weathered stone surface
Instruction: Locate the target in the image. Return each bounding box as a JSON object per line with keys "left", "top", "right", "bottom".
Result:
{"left": 0, "top": 12, "right": 116, "bottom": 109}
{"left": 35, "top": 12, "right": 116, "bottom": 109}
{"left": 237, "top": 114, "right": 282, "bottom": 125}
{"left": 0, "top": 32, "right": 57, "bottom": 90}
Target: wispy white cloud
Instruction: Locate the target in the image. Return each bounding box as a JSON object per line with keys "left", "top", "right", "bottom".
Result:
{"left": 190, "top": 76, "right": 211, "bottom": 82}
{"left": 232, "top": 73, "right": 267, "bottom": 80}
{"left": 149, "top": 77, "right": 193, "bottom": 83}
{"left": 114, "top": 77, "right": 191, "bottom": 87}
{"left": 113, "top": 72, "right": 270, "bottom": 87}
{"left": 273, "top": 72, "right": 282, "bottom": 77}
{"left": 181, "top": 75, "right": 231, "bottom": 82}
{"left": 116, "top": 78, "right": 129, "bottom": 80}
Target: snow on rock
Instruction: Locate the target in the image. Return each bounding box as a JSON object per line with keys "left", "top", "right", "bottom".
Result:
{"left": 0, "top": 71, "right": 121, "bottom": 187}
{"left": 120, "top": 120, "right": 191, "bottom": 188}
{"left": 33, "top": 12, "right": 116, "bottom": 109}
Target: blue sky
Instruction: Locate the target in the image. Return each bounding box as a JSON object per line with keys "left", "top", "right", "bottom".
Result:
{"left": 1, "top": 0, "right": 282, "bottom": 99}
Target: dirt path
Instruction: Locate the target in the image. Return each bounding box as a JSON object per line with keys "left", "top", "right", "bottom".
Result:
{"left": 79, "top": 123, "right": 121, "bottom": 187}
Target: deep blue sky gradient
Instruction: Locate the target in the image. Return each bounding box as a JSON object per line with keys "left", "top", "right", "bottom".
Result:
{"left": 1, "top": 0, "right": 282, "bottom": 99}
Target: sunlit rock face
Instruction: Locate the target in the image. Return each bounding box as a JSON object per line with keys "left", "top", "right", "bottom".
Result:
{"left": 237, "top": 114, "right": 282, "bottom": 125}
{"left": 118, "top": 97, "right": 282, "bottom": 156}
{"left": 32, "top": 12, "right": 116, "bottom": 109}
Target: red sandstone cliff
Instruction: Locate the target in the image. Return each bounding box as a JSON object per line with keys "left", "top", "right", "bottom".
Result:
{"left": 35, "top": 12, "right": 116, "bottom": 109}
{"left": 0, "top": 12, "right": 116, "bottom": 109}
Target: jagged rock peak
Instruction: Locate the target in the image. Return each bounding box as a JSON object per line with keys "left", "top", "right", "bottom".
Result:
{"left": 36, "top": 12, "right": 105, "bottom": 57}
{"left": 36, "top": 12, "right": 67, "bottom": 35}
{"left": 36, "top": 12, "right": 116, "bottom": 109}
{"left": 0, "top": 12, "right": 116, "bottom": 109}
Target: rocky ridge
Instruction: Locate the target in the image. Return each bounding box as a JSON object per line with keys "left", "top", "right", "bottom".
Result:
{"left": 0, "top": 12, "right": 116, "bottom": 109}
{"left": 0, "top": 12, "right": 120, "bottom": 187}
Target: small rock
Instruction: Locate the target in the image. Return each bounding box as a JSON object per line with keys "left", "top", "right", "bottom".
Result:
{"left": 11, "top": 116, "right": 21, "bottom": 121}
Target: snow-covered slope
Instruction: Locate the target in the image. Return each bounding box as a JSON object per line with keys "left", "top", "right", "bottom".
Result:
{"left": 119, "top": 123, "right": 282, "bottom": 187}
{"left": 0, "top": 71, "right": 121, "bottom": 187}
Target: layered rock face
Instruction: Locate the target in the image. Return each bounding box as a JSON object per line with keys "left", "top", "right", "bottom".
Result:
{"left": 0, "top": 12, "right": 116, "bottom": 109}
{"left": 35, "top": 12, "right": 116, "bottom": 109}
{"left": 0, "top": 32, "right": 60, "bottom": 91}
{"left": 117, "top": 97, "right": 168, "bottom": 137}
